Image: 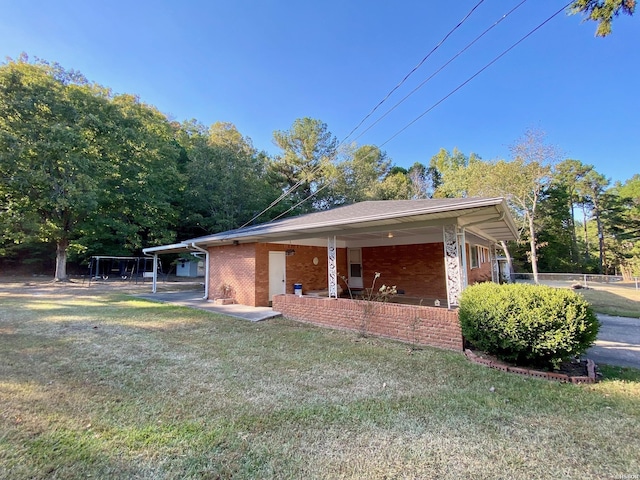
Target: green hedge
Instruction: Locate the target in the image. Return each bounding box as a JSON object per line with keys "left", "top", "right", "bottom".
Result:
{"left": 459, "top": 283, "right": 600, "bottom": 369}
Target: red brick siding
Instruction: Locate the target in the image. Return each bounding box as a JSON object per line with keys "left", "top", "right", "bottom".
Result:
{"left": 254, "top": 243, "right": 348, "bottom": 307}
{"left": 208, "top": 243, "right": 257, "bottom": 306}
{"left": 273, "top": 295, "right": 463, "bottom": 351}
{"left": 361, "top": 243, "right": 447, "bottom": 300}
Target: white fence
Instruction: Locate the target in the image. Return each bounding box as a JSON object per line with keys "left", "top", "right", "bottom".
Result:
{"left": 512, "top": 272, "right": 623, "bottom": 285}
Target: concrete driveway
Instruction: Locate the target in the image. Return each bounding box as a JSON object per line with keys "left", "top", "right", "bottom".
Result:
{"left": 586, "top": 314, "right": 640, "bottom": 369}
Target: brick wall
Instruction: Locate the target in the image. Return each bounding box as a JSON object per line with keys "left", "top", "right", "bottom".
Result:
{"left": 273, "top": 294, "right": 463, "bottom": 351}
{"left": 361, "top": 243, "right": 447, "bottom": 300}
{"left": 254, "top": 243, "right": 348, "bottom": 306}
{"left": 208, "top": 243, "right": 257, "bottom": 306}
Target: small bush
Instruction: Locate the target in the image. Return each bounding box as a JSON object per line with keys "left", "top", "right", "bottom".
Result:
{"left": 459, "top": 282, "right": 600, "bottom": 369}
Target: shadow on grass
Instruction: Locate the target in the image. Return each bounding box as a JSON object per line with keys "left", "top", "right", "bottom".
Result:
{"left": 577, "top": 288, "right": 640, "bottom": 318}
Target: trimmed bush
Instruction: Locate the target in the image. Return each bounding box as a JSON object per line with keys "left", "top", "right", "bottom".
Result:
{"left": 459, "top": 282, "right": 600, "bottom": 369}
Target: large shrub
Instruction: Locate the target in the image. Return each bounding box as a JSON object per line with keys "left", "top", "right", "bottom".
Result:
{"left": 459, "top": 282, "right": 600, "bottom": 369}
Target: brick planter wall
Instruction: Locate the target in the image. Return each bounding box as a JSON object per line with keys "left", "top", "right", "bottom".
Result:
{"left": 272, "top": 294, "right": 463, "bottom": 351}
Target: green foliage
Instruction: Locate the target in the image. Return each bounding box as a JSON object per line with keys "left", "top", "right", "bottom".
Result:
{"left": 0, "top": 56, "right": 182, "bottom": 276}
{"left": 570, "top": 0, "right": 635, "bottom": 36}
{"left": 459, "top": 283, "right": 600, "bottom": 369}
{"left": 270, "top": 117, "right": 339, "bottom": 212}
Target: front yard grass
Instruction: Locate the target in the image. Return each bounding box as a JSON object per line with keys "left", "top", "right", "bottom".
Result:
{"left": 576, "top": 283, "right": 640, "bottom": 318}
{"left": 1, "top": 282, "right": 639, "bottom": 479}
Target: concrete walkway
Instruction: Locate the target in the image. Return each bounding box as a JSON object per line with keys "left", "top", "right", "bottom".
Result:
{"left": 586, "top": 314, "right": 640, "bottom": 369}
{"left": 134, "top": 291, "right": 282, "bottom": 322}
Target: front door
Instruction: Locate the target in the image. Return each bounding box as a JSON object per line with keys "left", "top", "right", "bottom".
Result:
{"left": 268, "top": 251, "right": 286, "bottom": 304}
{"left": 348, "top": 248, "right": 363, "bottom": 289}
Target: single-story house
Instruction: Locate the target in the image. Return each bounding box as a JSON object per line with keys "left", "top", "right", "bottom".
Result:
{"left": 143, "top": 197, "right": 518, "bottom": 350}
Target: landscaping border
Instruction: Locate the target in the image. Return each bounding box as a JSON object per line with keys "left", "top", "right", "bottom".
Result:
{"left": 464, "top": 349, "right": 598, "bottom": 384}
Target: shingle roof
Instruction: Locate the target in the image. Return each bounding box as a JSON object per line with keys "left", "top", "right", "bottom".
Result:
{"left": 143, "top": 197, "right": 518, "bottom": 254}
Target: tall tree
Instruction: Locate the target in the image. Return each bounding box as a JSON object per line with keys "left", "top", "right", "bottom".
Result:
{"left": 506, "top": 130, "right": 560, "bottom": 283}
{"left": 429, "top": 148, "right": 481, "bottom": 198}
{"left": 553, "top": 159, "right": 593, "bottom": 267}
{"left": 570, "top": 0, "right": 635, "bottom": 36}
{"left": 177, "top": 121, "right": 280, "bottom": 235}
{"left": 612, "top": 175, "right": 640, "bottom": 278}
{"left": 0, "top": 56, "right": 183, "bottom": 279}
{"left": 407, "top": 162, "right": 439, "bottom": 199}
{"left": 270, "top": 117, "right": 338, "bottom": 212}
{"left": 578, "top": 169, "right": 610, "bottom": 273}
{"left": 334, "top": 144, "right": 391, "bottom": 204}
{"left": 0, "top": 58, "right": 103, "bottom": 280}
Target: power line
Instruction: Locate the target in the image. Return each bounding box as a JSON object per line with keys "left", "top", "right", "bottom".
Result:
{"left": 272, "top": 2, "right": 573, "bottom": 218}
{"left": 378, "top": 1, "right": 572, "bottom": 149}
{"left": 350, "top": 0, "right": 529, "bottom": 145}
{"left": 243, "top": 2, "right": 491, "bottom": 227}
{"left": 340, "top": 0, "right": 486, "bottom": 145}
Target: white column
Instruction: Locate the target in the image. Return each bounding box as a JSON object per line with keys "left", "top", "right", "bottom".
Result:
{"left": 458, "top": 229, "right": 468, "bottom": 290}
{"left": 152, "top": 254, "right": 158, "bottom": 294}
{"left": 443, "top": 225, "right": 462, "bottom": 308}
{"left": 327, "top": 236, "right": 338, "bottom": 298}
{"left": 490, "top": 244, "right": 499, "bottom": 283}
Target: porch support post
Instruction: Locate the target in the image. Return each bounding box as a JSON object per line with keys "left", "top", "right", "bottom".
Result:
{"left": 443, "top": 225, "right": 462, "bottom": 308}
{"left": 458, "top": 229, "right": 468, "bottom": 290}
{"left": 152, "top": 254, "right": 158, "bottom": 294}
{"left": 490, "top": 243, "right": 499, "bottom": 283}
{"left": 327, "top": 236, "right": 338, "bottom": 298}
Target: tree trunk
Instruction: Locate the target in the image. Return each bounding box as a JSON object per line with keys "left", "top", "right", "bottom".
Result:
{"left": 528, "top": 214, "right": 539, "bottom": 284}
{"left": 582, "top": 204, "right": 589, "bottom": 264}
{"left": 596, "top": 210, "right": 605, "bottom": 274}
{"left": 500, "top": 241, "right": 515, "bottom": 282}
{"left": 54, "top": 238, "right": 69, "bottom": 281}
{"left": 570, "top": 200, "right": 579, "bottom": 268}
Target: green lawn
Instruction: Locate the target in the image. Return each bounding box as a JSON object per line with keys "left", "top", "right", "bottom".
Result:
{"left": 576, "top": 283, "right": 640, "bottom": 318}
{"left": 1, "top": 282, "right": 639, "bottom": 479}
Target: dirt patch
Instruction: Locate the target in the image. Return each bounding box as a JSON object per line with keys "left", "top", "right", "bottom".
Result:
{"left": 0, "top": 275, "right": 203, "bottom": 297}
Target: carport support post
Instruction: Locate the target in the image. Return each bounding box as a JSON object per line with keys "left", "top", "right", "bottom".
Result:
{"left": 327, "top": 236, "right": 338, "bottom": 298}
{"left": 443, "top": 225, "right": 463, "bottom": 308}
{"left": 152, "top": 254, "right": 158, "bottom": 294}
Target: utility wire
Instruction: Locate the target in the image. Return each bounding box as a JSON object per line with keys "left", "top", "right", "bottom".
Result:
{"left": 241, "top": 2, "right": 489, "bottom": 228}
{"left": 377, "top": 1, "right": 572, "bottom": 149}
{"left": 271, "top": 2, "right": 572, "bottom": 219}
{"left": 350, "top": 0, "right": 528, "bottom": 145}
{"left": 340, "top": 0, "right": 486, "bottom": 145}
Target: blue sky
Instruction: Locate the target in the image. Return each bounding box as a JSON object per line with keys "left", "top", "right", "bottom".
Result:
{"left": 1, "top": 1, "right": 638, "bottom": 184}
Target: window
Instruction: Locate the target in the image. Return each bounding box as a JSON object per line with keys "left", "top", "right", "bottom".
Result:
{"left": 469, "top": 245, "right": 479, "bottom": 269}
{"left": 469, "top": 245, "right": 489, "bottom": 269}
{"left": 479, "top": 246, "right": 488, "bottom": 264}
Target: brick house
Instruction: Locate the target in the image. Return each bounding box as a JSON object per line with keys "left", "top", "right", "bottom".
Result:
{"left": 143, "top": 197, "right": 518, "bottom": 351}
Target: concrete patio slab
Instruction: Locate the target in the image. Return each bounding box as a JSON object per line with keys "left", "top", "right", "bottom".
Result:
{"left": 134, "top": 291, "right": 282, "bottom": 322}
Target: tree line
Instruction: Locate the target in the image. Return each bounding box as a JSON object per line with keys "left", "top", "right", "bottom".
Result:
{"left": 1, "top": 55, "right": 638, "bottom": 280}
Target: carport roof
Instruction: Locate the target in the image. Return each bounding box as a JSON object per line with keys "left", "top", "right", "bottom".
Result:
{"left": 143, "top": 197, "right": 519, "bottom": 254}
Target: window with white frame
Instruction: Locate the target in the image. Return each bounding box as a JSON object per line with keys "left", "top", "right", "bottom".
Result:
{"left": 479, "top": 246, "right": 488, "bottom": 264}
{"left": 469, "top": 244, "right": 479, "bottom": 269}
{"left": 469, "top": 245, "right": 489, "bottom": 269}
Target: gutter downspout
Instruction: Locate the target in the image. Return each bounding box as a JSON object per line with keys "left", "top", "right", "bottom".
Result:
{"left": 190, "top": 243, "right": 209, "bottom": 300}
